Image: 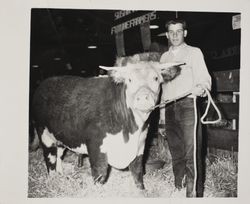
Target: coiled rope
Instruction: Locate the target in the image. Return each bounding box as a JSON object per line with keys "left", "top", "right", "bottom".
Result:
{"left": 151, "top": 87, "right": 222, "bottom": 124}
{"left": 200, "top": 88, "right": 222, "bottom": 124}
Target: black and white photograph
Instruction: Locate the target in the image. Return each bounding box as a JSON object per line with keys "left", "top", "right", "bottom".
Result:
{"left": 1, "top": 0, "right": 250, "bottom": 203}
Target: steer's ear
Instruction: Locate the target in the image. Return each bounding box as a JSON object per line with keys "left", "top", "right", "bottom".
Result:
{"left": 161, "top": 65, "right": 181, "bottom": 82}
{"left": 99, "top": 65, "right": 127, "bottom": 83}
{"left": 157, "top": 62, "right": 185, "bottom": 82}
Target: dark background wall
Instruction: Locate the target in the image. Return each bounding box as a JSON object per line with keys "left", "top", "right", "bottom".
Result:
{"left": 29, "top": 9, "right": 241, "bottom": 93}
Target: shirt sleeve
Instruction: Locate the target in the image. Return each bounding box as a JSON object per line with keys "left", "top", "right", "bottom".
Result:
{"left": 191, "top": 48, "right": 212, "bottom": 91}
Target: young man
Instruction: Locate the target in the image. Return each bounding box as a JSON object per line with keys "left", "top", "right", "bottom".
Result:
{"left": 160, "top": 19, "right": 211, "bottom": 197}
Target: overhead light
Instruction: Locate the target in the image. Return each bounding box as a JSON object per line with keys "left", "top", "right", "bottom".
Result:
{"left": 150, "top": 25, "right": 159, "bottom": 29}
{"left": 157, "top": 32, "right": 166, "bottom": 36}
{"left": 54, "top": 57, "right": 61, "bottom": 61}
{"left": 80, "top": 70, "right": 86, "bottom": 74}
{"left": 87, "top": 45, "right": 97, "bottom": 49}
{"left": 32, "top": 65, "right": 39, "bottom": 68}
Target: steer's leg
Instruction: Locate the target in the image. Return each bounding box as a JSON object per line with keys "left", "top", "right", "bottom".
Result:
{"left": 42, "top": 145, "right": 58, "bottom": 174}
{"left": 87, "top": 139, "right": 109, "bottom": 184}
{"left": 38, "top": 127, "right": 58, "bottom": 175}
{"left": 78, "top": 154, "right": 84, "bottom": 167}
{"left": 56, "top": 145, "right": 65, "bottom": 174}
{"left": 129, "top": 155, "right": 145, "bottom": 189}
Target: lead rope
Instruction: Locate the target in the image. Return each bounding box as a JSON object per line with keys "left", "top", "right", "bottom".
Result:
{"left": 200, "top": 88, "right": 222, "bottom": 124}
{"left": 151, "top": 87, "right": 222, "bottom": 125}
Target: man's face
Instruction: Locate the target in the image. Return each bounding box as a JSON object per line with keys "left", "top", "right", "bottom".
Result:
{"left": 166, "top": 23, "right": 187, "bottom": 47}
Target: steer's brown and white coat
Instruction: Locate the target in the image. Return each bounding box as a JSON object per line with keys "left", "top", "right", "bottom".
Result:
{"left": 31, "top": 58, "right": 182, "bottom": 189}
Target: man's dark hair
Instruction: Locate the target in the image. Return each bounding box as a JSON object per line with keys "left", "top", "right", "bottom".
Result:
{"left": 165, "top": 19, "right": 187, "bottom": 31}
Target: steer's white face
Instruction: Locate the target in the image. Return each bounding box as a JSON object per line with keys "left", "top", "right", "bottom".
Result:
{"left": 112, "top": 62, "right": 163, "bottom": 113}
{"left": 99, "top": 62, "right": 164, "bottom": 169}
{"left": 99, "top": 60, "right": 181, "bottom": 127}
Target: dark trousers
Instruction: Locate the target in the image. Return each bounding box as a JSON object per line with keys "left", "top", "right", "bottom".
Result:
{"left": 164, "top": 97, "right": 204, "bottom": 197}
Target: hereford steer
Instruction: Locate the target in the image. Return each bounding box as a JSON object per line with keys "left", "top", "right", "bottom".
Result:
{"left": 31, "top": 60, "right": 182, "bottom": 189}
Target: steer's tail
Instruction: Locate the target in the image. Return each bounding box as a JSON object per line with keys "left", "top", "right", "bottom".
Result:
{"left": 29, "top": 120, "right": 40, "bottom": 151}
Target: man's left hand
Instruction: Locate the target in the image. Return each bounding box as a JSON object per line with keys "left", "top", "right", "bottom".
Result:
{"left": 192, "top": 85, "right": 206, "bottom": 97}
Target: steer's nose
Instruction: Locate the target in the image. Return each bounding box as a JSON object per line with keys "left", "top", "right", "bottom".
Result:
{"left": 136, "top": 94, "right": 149, "bottom": 101}
{"left": 134, "top": 89, "right": 156, "bottom": 111}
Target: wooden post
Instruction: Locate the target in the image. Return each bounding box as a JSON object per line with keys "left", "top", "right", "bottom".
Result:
{"left": 140, "top": 22, "right": 151, "bottom": 52}
{"left": 115, "top": 31, "right": 126, "bottom": 57}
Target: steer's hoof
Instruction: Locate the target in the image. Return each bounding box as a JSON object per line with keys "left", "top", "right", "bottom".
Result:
{"left": 48, "top": 170, "right": 57, "bottom": 177}
{"left": 136, "top": 183, "right": 145, "bottom": 190}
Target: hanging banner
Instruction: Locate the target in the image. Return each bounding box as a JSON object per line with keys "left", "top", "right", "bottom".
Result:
{"left": 115, "top": 32, "right": 126, "bottom": 57}
{"left": 112, "top": 10, "right": 157, "bottom": 56}
{"left": 111, "top": 11, "right": 157, "bottom": 35}
{"left": 114, "top": 10, "right": 137, "bottom": 20}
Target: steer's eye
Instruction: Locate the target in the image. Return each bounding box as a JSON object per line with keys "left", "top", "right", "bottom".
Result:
{"left": 128, "top": 78, "right": 132, "bottom": 83}
{"left": 154, "top": 76, "right": 159, "bottom": 81}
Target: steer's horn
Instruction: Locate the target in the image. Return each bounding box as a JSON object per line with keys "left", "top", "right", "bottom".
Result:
{"left": 99, "top": 66, "right": 123, "bottom": 71}
{"left": 156, "top": 62, "right": 186, "bottom": 70}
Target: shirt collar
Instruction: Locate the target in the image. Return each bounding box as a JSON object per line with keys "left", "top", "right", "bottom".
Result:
{"left": 169, "top": 42, "right": 187, "bottom": 52}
